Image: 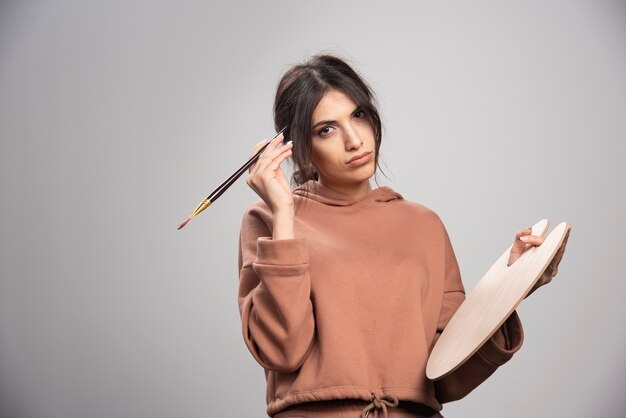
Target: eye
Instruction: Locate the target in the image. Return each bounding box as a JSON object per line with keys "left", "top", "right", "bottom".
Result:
{"left": 316, "top": 126, "right": 334, "bottom": 137}
{"left": 354, "top": 109, "right": 366, "bottom": 119}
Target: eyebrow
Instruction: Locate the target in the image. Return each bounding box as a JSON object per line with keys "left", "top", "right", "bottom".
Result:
{"left": 311, "top": 105, "right": 361, "bottom": 130}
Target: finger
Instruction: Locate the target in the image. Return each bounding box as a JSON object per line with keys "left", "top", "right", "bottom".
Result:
{"left": 248, "top": 133, "right": 285, "bottom": 173}
{"left": 253, "top": 150, "right": 292, "bottom": 196}
{"left": 250, "top": 134, "right": 286, "bottom": 174}
{"left": 248, "top": 138, "right": 271, "bottom": 160}
{"left": 511, "top": 231, "right": 532, "bottom": 256}
{"left": 276, "top": 164, "right": 294, "bottom": 194}
{"left": 254, "top": 139, "right": 292, "bottom": 175}
{"left": 266, "top": 135, "right": 291, "bottom": 157}
{"left": 519, "top": 234, "right": 544, "bottom": 246}
{"left": 248, "top": 139, "right": 272, "bottom": 174}
{"left": 508, "top": 228, "right": 541, "bottom": 266}
{"left": 263, "top": 145, "right": 293, "bottom": 174}
{"left": 262, "top": 132, "right": 286, "bottom": 156}
{"left": 276, "top": 147, "right": 294, "bottom": 181}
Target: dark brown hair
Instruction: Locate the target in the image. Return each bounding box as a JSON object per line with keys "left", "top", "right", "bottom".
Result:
{"left": 273, "top": 53, "right": 390, "bottom": 194}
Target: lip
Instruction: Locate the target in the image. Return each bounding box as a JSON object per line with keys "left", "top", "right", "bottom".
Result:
{"left": 346, "top": 152, "right": 373, "bottom": 167}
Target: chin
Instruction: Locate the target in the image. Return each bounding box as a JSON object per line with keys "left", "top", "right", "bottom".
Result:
{"left": 352, "top": 168, "right": 376, "bottom": 183}
{"left": 363, "top": 162, "right": 377, "bottom": 178}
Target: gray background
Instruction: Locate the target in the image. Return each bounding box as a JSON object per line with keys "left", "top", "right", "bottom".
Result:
{"left": 1, "top": 0, "right": 624, "bottom": 417}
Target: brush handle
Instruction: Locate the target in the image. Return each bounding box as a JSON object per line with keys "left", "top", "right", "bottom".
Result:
{"left": 206, "top": 127, "right": 288, "bottom": 203}
{"left": 178, "top": 127, "right": 289, "bottom": 230}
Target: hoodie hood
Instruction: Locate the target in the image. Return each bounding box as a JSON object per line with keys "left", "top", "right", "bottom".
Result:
{"left": 293, "top": 180, "right": 404, "bottom": 207}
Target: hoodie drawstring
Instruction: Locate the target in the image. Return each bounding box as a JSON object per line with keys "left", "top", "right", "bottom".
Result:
{"left": 361, "top": 392, "right": 400, "bottom": 418}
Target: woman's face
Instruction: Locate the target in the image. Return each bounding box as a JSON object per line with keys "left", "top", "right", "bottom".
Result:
{"left": 309, "top": 89, "right": 376, "bottom": 190}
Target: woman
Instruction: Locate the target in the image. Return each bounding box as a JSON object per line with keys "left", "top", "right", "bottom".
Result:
{"left": 237, "top": 54, "right": 571, "bottom": 418}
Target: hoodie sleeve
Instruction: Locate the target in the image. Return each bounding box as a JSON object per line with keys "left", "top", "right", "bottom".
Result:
{"left": 433, "top": 221, "right": 524, "bottom": 404}
{"left": 237, "top": 203, "right": 316, "bottom": 373}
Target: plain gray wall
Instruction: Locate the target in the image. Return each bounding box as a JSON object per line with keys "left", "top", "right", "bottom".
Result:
{"left": 1, "top": 0, "right": 625, "bottom": 417}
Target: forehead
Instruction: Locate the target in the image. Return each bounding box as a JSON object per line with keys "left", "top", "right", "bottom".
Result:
{"left": 312, "top": 89, "right": 358, "bottom": 121}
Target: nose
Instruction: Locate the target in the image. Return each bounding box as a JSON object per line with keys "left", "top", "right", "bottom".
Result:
{"left": 343, "top": 125, "right": 363, "bottom": 150}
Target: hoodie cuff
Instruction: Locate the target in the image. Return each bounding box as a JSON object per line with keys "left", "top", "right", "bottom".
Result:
{"left": 478, "top": 310, "right": 524, "bottom": 366}
{"left": 255, "top": 237, "right": 309, "bottom": 266}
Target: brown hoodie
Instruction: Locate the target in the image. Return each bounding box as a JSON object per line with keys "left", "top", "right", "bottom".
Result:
{"left": 237, "top": 180, "right": 524, "bottom": 417}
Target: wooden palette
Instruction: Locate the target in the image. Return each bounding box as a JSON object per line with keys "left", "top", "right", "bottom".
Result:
{"left": 426, "top": 219, "right": 570, "bottom": 380}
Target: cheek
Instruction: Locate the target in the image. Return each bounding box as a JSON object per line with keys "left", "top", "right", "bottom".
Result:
{"left": 361, "top": 124, "right": 376, "bottom": 142}
{"left": 310, "top": 147, "right": 319, "bottom": 164}
{"left": 310, "top": 151, "right": 324, "bottom": 170}
{"left": 311, "top": 145, "right": 332, "bottom": 167}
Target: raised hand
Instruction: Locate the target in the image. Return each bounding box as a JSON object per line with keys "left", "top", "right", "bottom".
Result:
{"left": 246, "top": 133, "right": 294, "bottom": 214}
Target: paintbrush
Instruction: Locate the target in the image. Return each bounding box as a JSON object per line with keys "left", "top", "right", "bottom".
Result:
{"left": 177, "top": 127, "right": 288, "bottom": 230}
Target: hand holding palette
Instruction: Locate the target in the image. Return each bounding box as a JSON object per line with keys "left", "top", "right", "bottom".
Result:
{"left": 426, "top": 219, "right": 572, "bottom": 380}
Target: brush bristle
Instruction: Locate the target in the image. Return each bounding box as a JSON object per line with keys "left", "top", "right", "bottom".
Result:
{"left": 177, "top": 218, "right": 190, "bottom": 230}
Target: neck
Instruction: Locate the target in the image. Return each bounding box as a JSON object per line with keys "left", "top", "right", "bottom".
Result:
{"left": 318, "top": 178, "right": 373, "bottom": 201}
